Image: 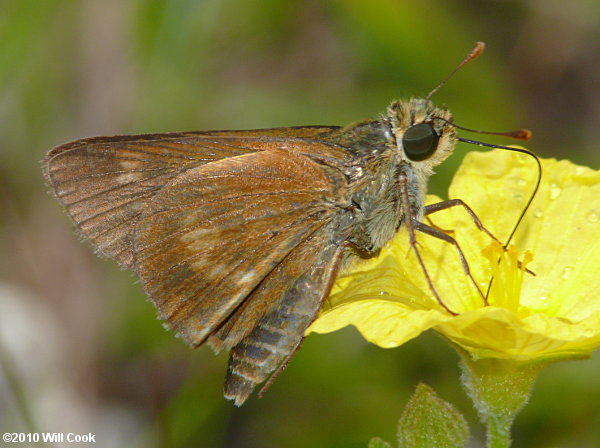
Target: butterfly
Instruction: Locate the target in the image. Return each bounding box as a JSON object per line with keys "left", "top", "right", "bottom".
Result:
{"left": 43, "top": 42, "right": 533, "bottom": 405}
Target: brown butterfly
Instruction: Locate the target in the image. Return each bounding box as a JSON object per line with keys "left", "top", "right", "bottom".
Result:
{"left": 42, "top": 43, "right": 533, "bottom": 405}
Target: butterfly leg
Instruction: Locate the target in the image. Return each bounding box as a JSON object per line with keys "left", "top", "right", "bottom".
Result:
{"left": 425, "top": 199, "right": 534, "bottom": 275}
{"left": 398, "top": 171, "right": 457, "bottom": 315}
{"left": 405, "top": 225, "right": 458, "bottom": 315}
{"left": 425, "top": 215, "right": 455, "bottom": 235}
{"left": 424, "top": 199, "right": 502, "bottom": 245}
{"left": 415, "top": 222, "right": 488, "bottom": 304}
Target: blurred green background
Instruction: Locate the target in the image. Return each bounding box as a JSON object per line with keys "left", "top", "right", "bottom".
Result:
{"left": 1, "top": 1, "right": 599, "bottom": 447}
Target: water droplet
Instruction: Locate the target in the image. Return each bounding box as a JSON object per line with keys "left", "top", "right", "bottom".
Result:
{"left": 516, "top": 178, "right": 527, "bottom": 187}
{"left": 587, "top": 210, "right": 599, "bottom": 223}
{"left": 538, "top": 295, "right": 548, "bottom": 308}
{"left": 561, "top": 266, "right": 574, "bottom": 280}
{"left": 549, "top": 184, "right": 561, "bottom": 200}
{"left": 533, "top": 208, "right": 544, "bottom": 218}
{"left": 517, "top": 154, "right": 528, "bottom": 164}
{"left": 513, "top": 193, "right": 524, "bottom": 202}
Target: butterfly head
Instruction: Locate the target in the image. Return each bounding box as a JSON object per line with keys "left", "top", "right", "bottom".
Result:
{"left": 387, "top": 98, "right": 457, "bottom": 173}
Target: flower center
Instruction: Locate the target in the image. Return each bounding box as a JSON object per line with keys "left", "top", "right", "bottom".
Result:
{"left": 481, "top": 242, "right": 534, "bottom": 313}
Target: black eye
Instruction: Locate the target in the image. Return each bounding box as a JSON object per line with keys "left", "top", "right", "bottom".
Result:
{"left": 402, "top": 123, "right": 440, "bottom": 161}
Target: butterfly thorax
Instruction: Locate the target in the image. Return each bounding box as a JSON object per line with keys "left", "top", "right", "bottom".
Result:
{"left": 336, "top": 98, "right": 456, "bottom": 257}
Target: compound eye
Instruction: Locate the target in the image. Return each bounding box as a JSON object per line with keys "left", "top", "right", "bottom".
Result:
{"left": 402, "top": 123, "right": 440, "bottom": 161}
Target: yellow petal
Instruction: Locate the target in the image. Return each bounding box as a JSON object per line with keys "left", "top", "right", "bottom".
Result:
{"left": 309, "top": 300, "right": 448, "bottom": 349}
{"left": 453, "top": 151, "right": 600, "bottom": 319}
{"left": 437, "top": 307, "right": 600, "bottom": 360}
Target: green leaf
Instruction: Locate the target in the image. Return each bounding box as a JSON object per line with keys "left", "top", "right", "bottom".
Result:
{"left": 368, "top": 437, "right": 393, "bottom": 448}
{"left": 397, "top": 383, "right": 469, "bottom": 448}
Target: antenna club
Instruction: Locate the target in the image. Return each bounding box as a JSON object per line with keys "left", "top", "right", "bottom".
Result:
{"left": 512, "top": 129, "right": 533, "bottom": 141}
{"left": 426, "top": 41, "right": 487, "bottom": 100}
{"left": 472, "top": 42, "right": 486, "bottom": 59}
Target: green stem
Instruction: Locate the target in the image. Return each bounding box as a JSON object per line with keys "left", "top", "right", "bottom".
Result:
{"left": 455, "top": 347, "right": 546, "bottom": 448}
{"left": 486, "top": 415, "right": 512, "bottom": 448}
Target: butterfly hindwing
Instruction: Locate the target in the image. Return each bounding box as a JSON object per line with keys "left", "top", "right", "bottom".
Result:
{"left": 222, "top": 225, "right": 344, "bottom": 405}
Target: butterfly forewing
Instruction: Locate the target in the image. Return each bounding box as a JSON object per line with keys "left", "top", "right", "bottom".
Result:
{"left": 42, "top": 127, "right": 343, "bottom": 267}
{"left": 133, "top": 149, "right": 348, "bottom": 347}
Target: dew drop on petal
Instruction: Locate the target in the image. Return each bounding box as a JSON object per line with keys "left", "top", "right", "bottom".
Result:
{"left": 516, "top": 178, "right": 527, "bottom": 187}
{"left": 561, "top": 266, "right": 574, "bottom": 280}
{"left": 587, "top": 210, "right": 599, "bottom": 223}
{"left": 533, "top": 208, "right": 544, "bottom": 218}
{"left": 517, "top": 154, "right": 528, "bottom": 164}
{"left": 549, "top": 183, "right": 561, "bottom": 200}
{"left": 537, "top": 295, "right": 549, "bottom": 309}
{"left": 514, "top": 193, "right": 524, "bottom": 201}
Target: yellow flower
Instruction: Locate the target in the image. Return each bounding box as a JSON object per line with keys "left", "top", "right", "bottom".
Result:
{"left": 308, "top": 150, "right": 600, "bottom": 362}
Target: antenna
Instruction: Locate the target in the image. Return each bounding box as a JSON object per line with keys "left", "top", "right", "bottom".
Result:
{"left": 451, "top": 123, "right": 532, "bottom": 141}
{"left": 435, "top": 116, "right": 533, "bottom": 142}
{"left": 426, "top": 42, "right": 486, "bottom": 100}
{"left": 456, "top": 137, "right": 542, "bottom": 249}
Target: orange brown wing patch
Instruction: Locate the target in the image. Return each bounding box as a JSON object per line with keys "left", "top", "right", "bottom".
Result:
{"left": 133, "top": 149, "right": 349, "bottom": 347}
